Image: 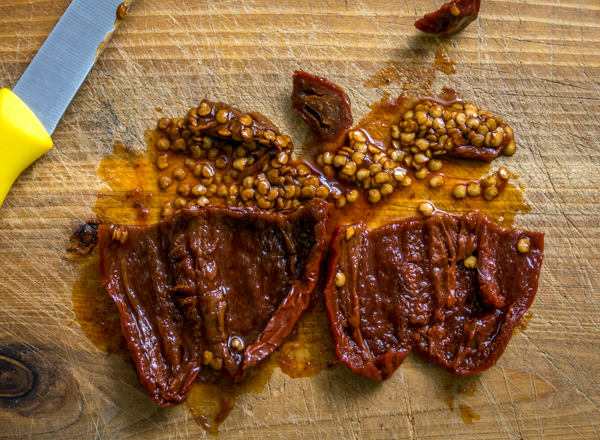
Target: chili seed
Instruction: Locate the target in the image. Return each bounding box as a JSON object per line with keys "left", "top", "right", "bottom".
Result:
{"left": 453, "top": 184, "right": 467, "bottom": 198}
{"left": 174, "top": 197, "right": 187, "bottom": 209}
{"left": 463, "top": 255, "right": 477, "bottom": 269}
{"left": 346, "top": 189, "right": 360, "bottom": 203}
{"left": 173, "top": 167, "right": 186, "bottom": 180}
{"left": 158, "top": 176, "right": 172, "bottom": 190}
{"left": 419, "top": 201, "right": 434, "bottom": 217}
{"left": 517, "top": 237, "right": 531, "bottom": 253}
{"left": 467, "top": 182, "right": 481, "bottom": 196}
{"left": 484, "top": 186, "right": 498, "bottom": 200}
{"left": 177, "top": 183, "right": 190, "bottom": 196}
{"left": 429, "top": 175, "right": 444, "bottom": 188}
{"left": 335, "top": 271, "right": 346, "bottom": 287}
{"left": 156, "top": 155, "right": 169, "bottom": 170}
{"left": 368, "top": 189, "right": 381, "bottom": 204}
{"left": 161, "top": 202, "right": 174, "bottom": 217}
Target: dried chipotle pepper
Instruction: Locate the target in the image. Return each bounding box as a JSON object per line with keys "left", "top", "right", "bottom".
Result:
{"left": 415, "top": 0, "right": 481, "bottom": 35}
{"left": 98, "top": 198, "right": 331, "bottom": 406}
{"left": 324, "top": 213, "right": 543, "bottom": 380}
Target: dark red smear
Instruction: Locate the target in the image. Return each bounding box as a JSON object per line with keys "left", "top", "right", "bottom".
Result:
{"left": 324, "top": 213, "right": 544, "bottom": 380}
{"left": 415, "top": 0, "right": 481, "bottom": 35}
{"left": 291, "top": 71, "right": 353, "bottom": 144}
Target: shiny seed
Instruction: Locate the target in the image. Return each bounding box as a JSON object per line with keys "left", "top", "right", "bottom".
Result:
{"left": 334, "top": 196, "right": 346, "bottom": 208}
{"left": 335, "top": 271, "right": 346, "bottom": 287}
{"left": 353, "top": 130, "right": 367, "bottom": 143}
{"left": 429, "top": 175, "right": 444, "bottom": 188}
{"left": 498, "top": 167, "right": 511, "bottom": 180}
{"left": 391, "top": 125, "right": 401, "bottom": 139}
{"left": 157, "top": 138, "right": 171, "bottom": 150}
{"left": 158, "top": 176, "right": 172, "bottom": 190}
{"left": 161, "top": 202, "right": 174, "bottom": 217}
{"left": 239, "top": 114, "right": 253, "bottom": 126}
{"left": 415, "top": 138, "right": 429, "bottom": 151}
{"left": 373, "top": 172, "right": 390, "bottom": 185}
{"left": 517, "top": 237, "right": 531, "bottom": 253}
{"left": 342, "top": 161, "right": 357, "bottom": 176}
{"left": 503, "top": 140, "right": 516, "bottom": 156}
{"left": 450, "top": 5, "right": 460, "bottom": 16}
{"left": 346, "top": 189, "right": 360, "bottom": 203}
{"left": 484, "top": 186, "right": 499, "bottom": 200}
{"left": 467, "top": 182, "right": 481, "bottom": 196}
{"left": 173, "top": 167, "right": 186, "bottom": 180}
{"left": 380, "top": 183, "right": 394, "bottom": 196}
{"left": 432, "top": 117, "right": 445, "bottom": 130}
{"left": 301, "top": 186, "right": 316, "bottom": 198}
{"left": 316, "top": 185, "right": 330, "bottom": 199}
{"left": 392, "top": 168, "right": 406, "bottom": 181}
{"left": 471, "top": 135, "right": 485, "bottom": 147}
{"left": 356, "top": 169, "right": 370, "bottom": 181}
{"left": 241, "top": 188, "right": 255, "bottom": 201}
{"left": 414, "top": 111, "right": 427, "bottom": 125}
{"left": 466, "top": 118, "right": 480, "bottom": 130}
{"left": 453, "top": 184, "right": 467, "bottom": 198}
{"left": 191, "top": 184, "right": 207, "bottom": 197}
{"left": 201, "top": 164, "right": 214, "bottom": 178}
{"left": 198, "top": 102, "right": 212, "bottom": 116}
{"left": 197, "top": 196, "right": 209, "bottom": 207}
{"left": 428, "top": 159, "right": 442, "bottom": 172}
{"left": 401, "top": 132, "right": 415, "bottom": 144}
{"left": 368, "top": 188, "right": 381, "bottom": 204}
{"left": 156, "top": 155, "right": 169, "bottom": 170}
{"left": 419, "top": 201, "right": 434, "bottom": 217}
{"left": 415, "top": 167, "right": 428, "bottom": 180}
{"left": 414, "top": 153, "right": 429, "bottom": 164}
{"left": 216, "top": 110, "right": 229, "bottom": 123}
{"left": 481, "top": 176, "right": 497, "bottom": 188}
{"left": 333, "top": 155, "right": 347, "bottom": 168}
{"left": 202, "top": 350, "right": 214, "bottom": 365}
{"left": 174, "top": 197, "right": 187, "bottom": 209}
{"left": 210, "top": 358, "right": 223, "bottom": 371}
{"left": 346, "top": 226, "right": 355, "bottom": 241}
{"left": 490, "top": 129, "right": 504, "bottom": 147}
{"left": 177, "top": 183, "right": 190, "bottom": 196}
{"left": 463, "top": 255, "right": 477, "bottom": 269}
{"left": 428, "top": 106, "right": 443, "bottom": 118}
{"left": 233, "top": 157, "right": 247, "bottom": 171}
{"left": 296, "top": 164, "right": 310, "bottom": 177}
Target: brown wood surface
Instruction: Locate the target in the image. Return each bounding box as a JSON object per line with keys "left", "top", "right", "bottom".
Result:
{"left": 1, "top": 0, "right": 599, "bottom": 438}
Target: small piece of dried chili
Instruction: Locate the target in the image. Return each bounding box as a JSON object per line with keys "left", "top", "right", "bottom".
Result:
{"left": 291, "top": 71, "right": 353, "bottom": 143}
{"left": 415, "top": 0, "right": 481, "bottom": 35}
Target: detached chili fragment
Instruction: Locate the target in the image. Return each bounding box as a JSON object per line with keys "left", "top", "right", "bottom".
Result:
{"left": 291, "top": 71, "right": 353, "bottom": 144}
{"left": 415, "top": 0, "right": 481, "bottom": 35}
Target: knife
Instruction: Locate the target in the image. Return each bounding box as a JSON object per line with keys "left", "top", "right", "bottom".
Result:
{"left": 0, "top": 0, "right": 134, "bottom": 207}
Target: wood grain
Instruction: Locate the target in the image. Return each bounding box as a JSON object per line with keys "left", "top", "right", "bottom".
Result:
{"left": 1, "top": 0, "right": 599, "bottom": 438}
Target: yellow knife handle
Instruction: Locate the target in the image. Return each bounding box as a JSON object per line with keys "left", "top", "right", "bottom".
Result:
{"left": 0, "top": 88, "right": 53, "bottom": 207}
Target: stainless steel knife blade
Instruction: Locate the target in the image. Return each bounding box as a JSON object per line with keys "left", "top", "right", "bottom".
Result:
{"left": 12, "top": 0, "right": 133, "bottom": 135}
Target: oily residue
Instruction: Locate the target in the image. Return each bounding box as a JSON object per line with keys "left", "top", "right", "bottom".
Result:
{"left": 434, "top": 45, "right": 457, "bottom": 75}
{"left": 364, "top": 45, "right": 455, "bottom": 90}
{"left": 440, "top": 376, "right": 480, "bottom": 423}
{"left": 459, "top": 404, "right": 481, "bottom": 424}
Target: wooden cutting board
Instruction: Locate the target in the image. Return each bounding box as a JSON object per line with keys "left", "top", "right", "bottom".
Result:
{"left": 1, "top": 0, "right": 599, "bottom": 438}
